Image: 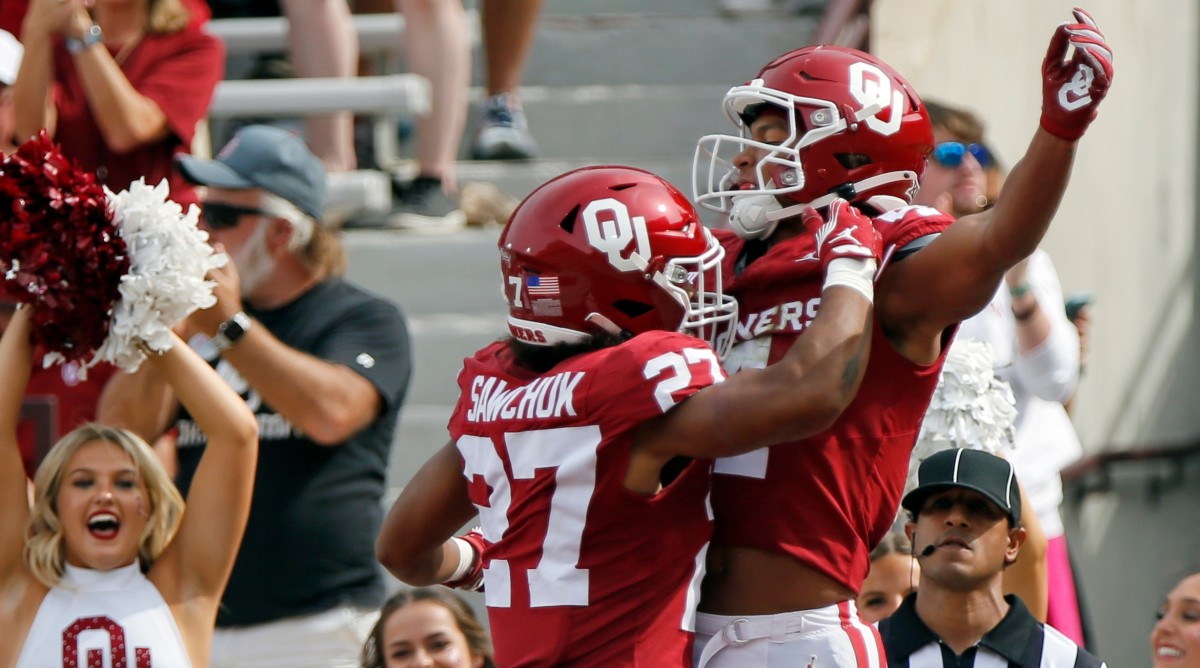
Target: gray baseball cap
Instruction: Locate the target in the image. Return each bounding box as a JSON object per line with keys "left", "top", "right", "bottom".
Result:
{"left": 901, "top": 448, "right": 1021, "bottom": 525}
{"left": 176, "top": 125, "right": 326, "bottom": 219}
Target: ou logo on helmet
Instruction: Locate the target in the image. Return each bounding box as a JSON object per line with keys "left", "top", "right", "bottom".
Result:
{"left": 584, "top": 198, "right": 653, "bottom": 272}
{"left": 848, "top": 62, "right": 903, "bottom": 137}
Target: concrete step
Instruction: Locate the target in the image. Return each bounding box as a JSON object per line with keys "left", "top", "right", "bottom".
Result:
{"left": 481, "top": 14, "right": 820, "bottom": 87}
{"left": 463, "top": 83, "right": 732, "bottom": 161}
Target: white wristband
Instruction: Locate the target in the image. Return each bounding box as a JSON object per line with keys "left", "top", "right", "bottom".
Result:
{"left": 446, "top": 536, "right": 476, "bottom": 583}
{"left": 823, "top": 257, "right": 876, "bottom": 303}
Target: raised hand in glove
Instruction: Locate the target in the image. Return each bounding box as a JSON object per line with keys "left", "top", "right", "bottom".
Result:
{"left": 805, "top": 199, "right": 881, "bottom": 301}
{"left": 806, "top": 198, "right": 882, "bottom": 271}
{"left": 1040, "top": 7, "right": 1114, "bottom": 142}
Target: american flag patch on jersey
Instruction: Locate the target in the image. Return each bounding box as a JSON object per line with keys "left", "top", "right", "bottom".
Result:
{"left": 528, "top": 275, "right": 560, "bottom": 296}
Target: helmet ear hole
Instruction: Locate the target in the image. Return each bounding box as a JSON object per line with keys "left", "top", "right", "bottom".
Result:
{"left": 836, "top": 153, "right": 873, "bottom": 169}
{"left": 560, "top": 206, "right": 580, "bottom": 233}
{"left": 612, "top": 300, "right": 653, "bottom": 319}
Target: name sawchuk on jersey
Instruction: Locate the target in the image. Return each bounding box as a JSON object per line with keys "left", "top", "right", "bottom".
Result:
{"left": 466, "top": 371, "right": 586, "bottom": 423}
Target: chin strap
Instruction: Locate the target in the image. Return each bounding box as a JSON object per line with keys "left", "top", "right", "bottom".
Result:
{"left": 727, "top": 194, "right": 784, "bottom": 240}
{"left": 727, "top": 170, "right": 920, "bottom": 240}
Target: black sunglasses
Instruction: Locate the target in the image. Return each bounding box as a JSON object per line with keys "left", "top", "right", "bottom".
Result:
{"left": 201, "top": 202, "right": 270, "bottom": 229}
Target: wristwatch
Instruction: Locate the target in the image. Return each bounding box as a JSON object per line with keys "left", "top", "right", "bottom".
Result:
{"left": 65, "top": 24, "right": 104, "bottom": 55}
{"left": 210, "top": 311, "right": 252, "bottom": 354}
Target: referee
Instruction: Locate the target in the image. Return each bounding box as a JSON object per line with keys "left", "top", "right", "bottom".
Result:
{"left": 880, "top": 449, "right": 1106, "bottom": 667}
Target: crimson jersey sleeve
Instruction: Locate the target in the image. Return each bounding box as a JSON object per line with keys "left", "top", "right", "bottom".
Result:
{"left": 447, "top": 332, "right": 725, "bottom": 667}
{"left": 872, "top": 204, "right": 954, "bottom": 272}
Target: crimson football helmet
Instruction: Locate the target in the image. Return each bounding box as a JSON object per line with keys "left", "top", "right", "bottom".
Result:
{"left": 693, "top": 45, "right": 934, "bottom": 239}
{"left": 499, "top": 166, "right": 737, "bottom": 356}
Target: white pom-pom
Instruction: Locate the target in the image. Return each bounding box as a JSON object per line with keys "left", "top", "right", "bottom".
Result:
{"left": 92, "top": 179, "right": 227, "bottom": 372}
{"left": 904, "top": 339, "right": 1017, "bottom": 498}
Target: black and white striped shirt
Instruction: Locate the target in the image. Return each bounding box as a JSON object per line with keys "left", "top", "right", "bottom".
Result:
{"left": 880, "top": 594, "right": 1106, "bottom": 668}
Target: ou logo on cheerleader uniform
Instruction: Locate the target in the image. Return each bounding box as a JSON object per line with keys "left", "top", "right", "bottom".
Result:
{"left": 63, "top": 616, "right": 151, "bottom": 668}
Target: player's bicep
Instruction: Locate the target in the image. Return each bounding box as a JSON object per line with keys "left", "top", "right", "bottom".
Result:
{"left": 879, "top": 218, "right": 1007, "bottom": 335}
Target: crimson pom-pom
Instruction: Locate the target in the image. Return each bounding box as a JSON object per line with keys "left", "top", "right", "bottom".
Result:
{"left": 0, "top": 131, "right": 130, "bottom": 363}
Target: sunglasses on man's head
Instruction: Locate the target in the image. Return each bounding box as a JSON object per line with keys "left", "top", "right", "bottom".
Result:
{"left": 201, "top": 202, "right": 270, "bottom": 229}
{"left": 932, "top": 141, "right": 993, "bottom": 169}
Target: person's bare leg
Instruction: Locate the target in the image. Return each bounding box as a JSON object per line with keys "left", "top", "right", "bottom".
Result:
{"left": 396, "top": 0, "right": 469, "bottom": 193}
{"left": 282, "top": 0, "right": 359, "bottom": 172}
{"left": 482, "top": 0, "right": 543, "bottom": 97}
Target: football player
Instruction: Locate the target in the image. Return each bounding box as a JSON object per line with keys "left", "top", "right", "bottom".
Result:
{"left": 688, "top": 8, "right": 1112, "bottom": 667}
{"left": 377, "top": 165, "right": 880, "bottom": 666}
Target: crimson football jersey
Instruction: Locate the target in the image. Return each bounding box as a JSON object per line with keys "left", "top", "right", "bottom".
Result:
{"left": 711, "top": 204, "right": 954, "bottom": 593}
{"left": 447, "top": 331, "right": 726, "bottom": 667}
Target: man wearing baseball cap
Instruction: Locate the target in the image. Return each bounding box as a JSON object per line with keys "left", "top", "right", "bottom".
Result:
{"left": 100, "top": 124, "right": 413, "bottom": 667}
{"left": 879, "top": 448, "right": 1105, "bottom": 667}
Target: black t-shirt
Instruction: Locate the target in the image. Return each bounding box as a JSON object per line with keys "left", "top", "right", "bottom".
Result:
{"left": 174, "top": 278, "right": 412, "bottom": 626}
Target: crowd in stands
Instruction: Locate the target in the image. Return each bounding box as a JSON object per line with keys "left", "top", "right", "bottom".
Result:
{"left": 0, "top": 2, "right": 1185, "bottom": 667}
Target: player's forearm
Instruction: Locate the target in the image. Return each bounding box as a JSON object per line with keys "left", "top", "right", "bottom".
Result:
{"left": 983, "top": 130, "right": 1075, "bottom": 268}
{"left": 789, "top": 285, "right": 873, "bottom": 416}
{"left": 377, "top": 443, "right": 478, "bottom": 585}
{"left": 733, "top": 285, "right": 873, "bottom": 446}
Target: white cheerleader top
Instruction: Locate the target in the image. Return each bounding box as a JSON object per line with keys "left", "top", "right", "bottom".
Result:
{"left": 16, "top": 561, "right": 191, "bottom": 668}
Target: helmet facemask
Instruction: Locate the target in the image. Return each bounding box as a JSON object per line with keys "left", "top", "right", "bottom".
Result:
{"left": 656, "top": 227, "right": 738, "bottom": 358}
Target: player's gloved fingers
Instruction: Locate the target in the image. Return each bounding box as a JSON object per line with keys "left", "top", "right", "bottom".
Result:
{"left": 1043, "top": 23, "right": 1072, "bottom": 65}
{"left": 1073, "top": 41, "right": 1114, "bottom": 81}
{"left": 826, "top": 198, "right": 850, "bottom": 226}
{"left": 1063, "top": 25, "right": 1104, "bottom": 43}
{"left": 800, "top": 205, "right": 824, "bottom": 234}
{"left": 1071, "top": 6, "right": 1100, "bottom": 32}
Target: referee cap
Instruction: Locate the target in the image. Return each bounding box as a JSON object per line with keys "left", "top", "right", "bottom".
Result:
{"left": 901, "top": 448, "right": 1021, "bottom": 525}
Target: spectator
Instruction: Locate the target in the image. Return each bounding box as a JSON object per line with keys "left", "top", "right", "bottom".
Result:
{"left": 471, "top": 0, "right": 542, "bottom": 161}
{"left": 377, "top": 165, "right": 878, "bottom": 666}
{"left": 0, "top": 300, "right": 116, "bottom": 480}
{"left": 99, "top": 124, "right": 413, "bottom": 668}
{"left": 1, "top": 0, "right": 209, "bottom": 35}
{"left": 0, "top": 28, "right": 20, "bottom": 154}
{"left": 1152, "top": 572, "right": 1200, "bottom": 668}
{"left": 857, "top": 531, "right": 919, "bottom": 625}
{"left": 920, "top": 98, "right": 1090, "bottom": 641}
{"left": 341, "top": 0, "right": 470, "bottom": 231}
{"left": 688, "top": 9, "right": 1111, "bottom": 666}
{"left": 361, "top": 588, "right": 495, "bottom": 668}
{"left": 11, "top": 0, "right": 223, "bottom": 209}
{"left": 0, "top": 306, "right": 260, "bottom": 667}
{"left": 880, "top": 448, "right": 1106, "bottom": 667}
{"left": 282, "top": 0, "right": 360, "bottom": 172}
